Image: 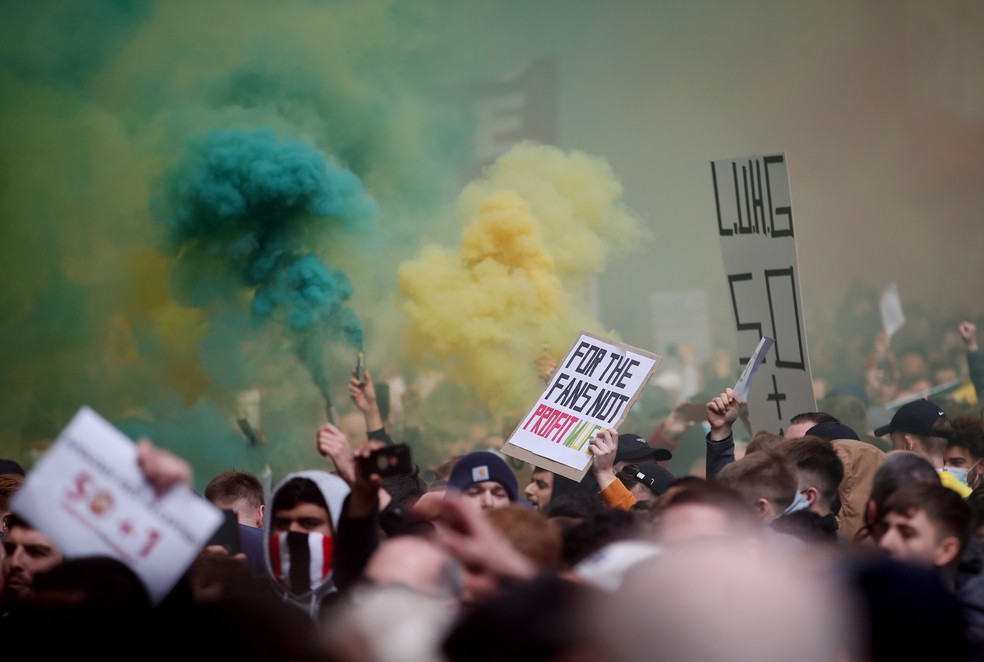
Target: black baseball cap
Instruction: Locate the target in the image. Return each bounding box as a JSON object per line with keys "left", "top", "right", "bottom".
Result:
{"left": 873, "top": 399, "right": 948, "bottom": 438}
{"left": 616, "top": 433, "right": 672, "bottom": 462}
{"left": 806, "top": 421, "right": 860, "bottom": 442}
{"left": 622, "top": 462, "right": 676, "bottom": 496}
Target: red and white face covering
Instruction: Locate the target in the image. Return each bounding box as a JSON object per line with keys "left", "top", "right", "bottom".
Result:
{"left": 269, "top": 531, "right": 334, "bottom": 595}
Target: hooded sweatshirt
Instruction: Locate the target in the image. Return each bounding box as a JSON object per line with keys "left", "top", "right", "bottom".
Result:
{"left": 263, "top": 470, "right": 351, "bottom": 618}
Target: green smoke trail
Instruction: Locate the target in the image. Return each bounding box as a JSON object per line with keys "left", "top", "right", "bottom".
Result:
{"left": 157, "top": 128, "right": 374, "bottom": 408}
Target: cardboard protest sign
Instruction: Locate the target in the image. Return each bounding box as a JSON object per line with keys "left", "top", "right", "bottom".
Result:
{"left": 710, "top": 154, "right": 816, "bottom": 435}
{"left": 10, "top": 407, "right": 223, "bottom": 604}
{"left": 502, "top": 332, "right": 661, "bottom": 481}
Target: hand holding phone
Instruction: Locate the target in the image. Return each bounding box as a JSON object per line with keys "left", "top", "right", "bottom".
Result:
{"left": 357, "top": 443, "right": 412, "bottom": 479}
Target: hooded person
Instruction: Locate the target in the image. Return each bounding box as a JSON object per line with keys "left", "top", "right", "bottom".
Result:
{"left": 263, "top": 470, "right": 351, "bottom": 618}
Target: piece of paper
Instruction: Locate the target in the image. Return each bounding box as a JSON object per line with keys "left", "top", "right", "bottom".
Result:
{"left": 732, "top": 336, "right": 775, "bottom": 401}
{"left": 880, "top": 282, "right": 905, "bottom": 338}
{"left": 10, "top": 406, "right": 223, "bottom": 604}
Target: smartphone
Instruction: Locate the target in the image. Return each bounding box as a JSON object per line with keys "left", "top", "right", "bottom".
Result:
{"left": 358, "top": 443, "right": 412, "bottom": 478}
{"left": 355, "top": 351, "right": 366, "bottom": 382}
{"left": 208, "top": 509, "right": 241, "bottom": 555}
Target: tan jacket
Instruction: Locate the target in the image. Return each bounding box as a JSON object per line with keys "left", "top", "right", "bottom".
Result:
{"left": 832, "top": 439, "right": 885, "bottom": 540}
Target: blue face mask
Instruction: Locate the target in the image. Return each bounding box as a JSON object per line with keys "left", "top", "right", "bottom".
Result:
{"left": 775, "top": 490, "right": 811, "bottom": 520}
{"left": 944, "top": 461, "right": 980, "bottom": 488}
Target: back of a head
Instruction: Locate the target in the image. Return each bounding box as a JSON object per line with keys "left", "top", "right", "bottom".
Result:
{"left": 868, "top": 451, "right": 938, "bottom": 514}
{"left": 781, "top": 436, "right": 845, "bottom": 510}
{"left": 790, "top": 411, "right": 839, "bottom": 428}
{"left": 205, "top": 470, "right": 264, "bottom": 511}
{"left": 561, "top": 508, "right": 642, "bottom": 569}
{"left": 917, "top": 414, "right": 953, "bottom": 457}
{"left": 487, "top": 504, "right": 562, "bottom": 571}
{"left": 716, "top": 450, "right": 797, "bottom": 516}
{"left": 543, "top": 489, "right": 606, "bottom": 521}
{"left": 771, "top": 509, "right": 839, "bottom": 545}
{"left": 657, "top": 481, "right": 761, "bottom": 545}
{"left": 597, "top": 541, "right": 847, "bottom": 662}
{"left": 745, "top": 430, "right": 784, "bottom": 456}
{"left": 382, "top": 466, "right": 428, "bottom": 508}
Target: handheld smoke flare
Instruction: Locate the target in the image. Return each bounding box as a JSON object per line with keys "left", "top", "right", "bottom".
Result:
{"left": 157, "top": 128, "right": 374, "bottom": 418}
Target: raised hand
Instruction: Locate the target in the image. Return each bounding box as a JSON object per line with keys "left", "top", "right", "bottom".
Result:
{"left": 960, "top": 321, "right": 979, "bottom": 352}
{"left": 705, "top": 388, "right": 740, "bottom": 441}
{"left": 316, "top": 423, "right": 356, "bottom": 483}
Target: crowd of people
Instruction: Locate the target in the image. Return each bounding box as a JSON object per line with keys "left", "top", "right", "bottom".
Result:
{"left": 1, "top": 317, "right": 984, "bottom": 661}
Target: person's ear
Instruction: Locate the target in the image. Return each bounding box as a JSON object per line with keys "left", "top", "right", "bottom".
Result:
{"left": 756, "top": 498, "right": 774, "bottom": 521}
{"left": 865, "top": 499, "right": 877, "bottom": 527}
{"left": 803, "top": 487, "right": 819, "bottom": 507}
{"left": 905, "top": 434, "right": 915, "bottom": 452}
{"left": 256, "top": 504, "right": 265, "bottom": 528}
{"left": 935, "top": 536, "right": 962, "bottom": 567}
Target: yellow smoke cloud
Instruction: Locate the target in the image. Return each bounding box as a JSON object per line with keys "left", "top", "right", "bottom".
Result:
{"left": 399, "top": 142, "right": 646, "bottom": 415}
{"left": 459, "top": 141, "right": 646, "bottom": 282}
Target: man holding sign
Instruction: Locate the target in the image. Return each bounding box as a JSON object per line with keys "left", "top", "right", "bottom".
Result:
{"left": 8, "top": 408, "right": 223, "bottom": 606}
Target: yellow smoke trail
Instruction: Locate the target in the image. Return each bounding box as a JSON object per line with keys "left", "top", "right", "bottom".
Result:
{"left": 399, "top": 142, "right": 646, "bottom": 416}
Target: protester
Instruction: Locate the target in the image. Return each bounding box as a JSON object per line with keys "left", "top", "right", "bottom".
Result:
{"left": 446, "top": 451, "right": 518, "bottom": 512}
{"left": 874, "top": 399, "right": 970, "bottom": 496}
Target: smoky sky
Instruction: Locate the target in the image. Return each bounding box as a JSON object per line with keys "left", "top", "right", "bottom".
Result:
{"left": 2, "top": 0, "right": 982, "bottom": 484}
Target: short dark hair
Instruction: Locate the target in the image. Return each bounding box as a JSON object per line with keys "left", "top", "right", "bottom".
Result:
{"left": 868, "top": 452, "right": 938, "bottom": 523}
{"left": 271, "top": 477, "right": 327, "bottom": 514}
{"left": 790, "top": 411, "right": 839, "bottom": 427}
{"left": 879, "top": 482, "right": 971, "bottom": 552}
{"left": 382, "top": 466, "right": 427, "bottom": 508}
{"left": 205, "top": 470, "right": 264, "bottom": 510}
{"left": 716, "top": 450, "right": 797, "bottom": 514}
{"left": 947, "top": 414, "right": 984, "bottom": 460}
{"left": 782, "top": 436, "right": 845, "bottom": 510}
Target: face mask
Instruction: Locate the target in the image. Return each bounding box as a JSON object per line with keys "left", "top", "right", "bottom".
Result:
{"left": 776, "top": 489, "right": 810, "bottom": 520}
{"left": 269, "top": 531, "right": 334, "bottom": 596}
{"left": 944, "top": 460, "right": 980, "bottom": 488}
{"left": 945, "top": 466, "right": 970, "bottom": 486}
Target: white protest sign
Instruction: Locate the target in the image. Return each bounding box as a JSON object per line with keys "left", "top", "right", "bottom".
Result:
{"left": 10, "top": 407, "right": 223, "bottom": 604}
{"left": 880, "top": 282, "right": 906, "bottom": 338}
{"left": 502, "top": 331, "right": 661, "bottom": 481}
{"left": 732, "top": 336, "right": 775, "bottom": 402}
{"left": 710, "top": 154, "right": 817, "bottom": 435}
